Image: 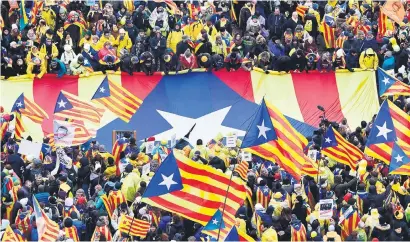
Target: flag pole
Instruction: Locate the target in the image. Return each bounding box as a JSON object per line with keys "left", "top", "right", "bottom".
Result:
{"left": 217, "top": 158, "right": 236, "bottom": 241}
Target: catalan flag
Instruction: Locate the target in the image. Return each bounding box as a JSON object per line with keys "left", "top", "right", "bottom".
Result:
{"left": 340, "top": 208, "right": 360, "bottom": 241}
{"left": 187, "top": 3, "right": 201, "bottom": 19}
{"left": 112, "top": 137, "right": 129, "bottom": 176}
{"left": 234, "top": 160, "right": 249, "bottom": 181}
{"left": 202, "top": 209, "right": 225, "bottom": 231}
{"left": 321, "top": 127, "right": 364, "bottom": 170}
{"left": 245, "top": 185, "right": 254, "bottom": 209}
{"left": 92, "top": 76, "right": 142, "bottom": 123}
{"left": 107, "top": 190, "right": 126, "bottom": 217}
{"left": 378, "top": 10, "right": 388, "bottom": 37}
{"left": 296, "top": 5, "right": 309, "bottom": 18}
{"left": 54, "top": 90, "right": 104, "bottom": 125}
{"left": 323, "top": 15, "right": 335, "bottom": 49}
{"left": 378, "top": 68, "right": 410, "bottom": 97}
{"left": 256, "top": 185, "right": 272, "bottom": 209}
{"left": 32, "top": 195, "right": 60, "bottom": 242}
{"left": 53, "top": 120, "right": 96, "bottom": 147}
{"left": 64, "top": 226, "right": 80, "bottom": 242}
{"left": 14, "top": 112, "right": 26, "bottom": 140}
{"left": 356, "top": 24, "right": 371, "bottom": 35}
{"left": 1, "top": 121, "right": 9, "bottom": 140}
{"left": 12, "top": 93, "right": 49, "bottom": 124}
{"left": 290, "top": 220, "right": 307, "bottom": 242}
{"left": 90, "top": 225, "right": 112, "bottom": 242}
{"left": 346, "top": 15, "right": 359, "bottom": 28}
{"left": 225, "top": 226, "right": 255, "bottom": 242}
{"left": 242, "top": 98, "right": 318, "bottom": 181}
{"left": 2, "top": 225, "right": 20, "bottom": 242}
{"left": 365, "top": 100, "right": 410, "bottom": 175}
{"left": 335, "top": 35, "right": 348, "bottom": 49}
{"left": 30, "top": 0, "right": 43, "bottom": 25}
{"left": 388, "top": 143, "right": 410, "bottom": 174}
{"left": 118, "top": 215, "right": 150, "bottom": 238}
{"left": 142, "top": 150, "right": 247, "bottom": 240}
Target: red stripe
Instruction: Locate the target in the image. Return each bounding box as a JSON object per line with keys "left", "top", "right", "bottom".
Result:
{"left": 120, "top": 72, "right": 162, "bottom": 100}
{"left": 57, "top": 110, "right": 100, "bottom": 123}
{"left": 291, "top": 72, "right": 344, "bottom": 127}
{"left": 212, "top": 70, "right": 255, "bottom": 102}
{"left": 148, "top": 196, "right": 211, "bottom": 222}
{"left": 109, "top": 81, "right": 141, "bottom": 108}
{"left": 33, "top": 75, "right": 79, "bottom": 134}
{"left": 24, "top": 96, "right": 47, "bottom": 118}
{"left": 368, "top": 143, "right": 392, "bottom": 162}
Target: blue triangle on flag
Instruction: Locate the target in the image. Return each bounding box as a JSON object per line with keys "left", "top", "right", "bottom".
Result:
{"left": 92, "top": 76, "right": 111, "bottom": 99}
{"left": 389, "top": 143, "right": 410, "bottom": 173}
{"left": 225, "top": 226, "right": 240, "bottom": 241}
{"left": 54, "top": 92, "right": 74, "bottom": 113}
{"left": 366, "top": 101, "right": 397, "bottom": 145}
{"left": 142, "top": 151, "right": 183, "bottom": 198}
{"left": 322, "top": 127, "right": 338, "bottom": 149}
{"left": 203, "top": 209, "right": 226, "bottom": 231}
{"left": 378, "top": 68, "right": 396, "bottom": 96}
{"left": 11, "top": 93, "right": 25, "bottom": 112}
{"left": 241, "top": 98, "right": 277, "bottom": 148}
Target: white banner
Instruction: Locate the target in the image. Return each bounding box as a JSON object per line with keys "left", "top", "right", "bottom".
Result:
{"left": 18, "top": 139, "right": 42, "bottom": 158}
{"left": 142, "top": 163, "right": 150, "bottom": 176}
{"left": 53, "top": 120, "right": 76, "bottom": 147}
{"left": 145, "top": 141, "right": 155, "bottom": 154}
{"left": 319, "top": 199, "right": 334, "bottom": 219}
{"left": 226, "top": 135, "right": 237, "bottom": 148}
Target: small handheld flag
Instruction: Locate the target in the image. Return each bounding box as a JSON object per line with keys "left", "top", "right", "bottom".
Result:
{"left": 389, "top": 143, "right": 410, "bottom": 173}
{"left": 203, "top": 210, "right": 226, "bottom": 231}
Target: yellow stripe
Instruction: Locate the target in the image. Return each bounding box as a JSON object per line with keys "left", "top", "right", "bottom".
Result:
{"left": 109, "top": 80, "right": 143, "bottom": 104}
{"left": 102, "top": 92, "right": 139, "bottom": 113}
{"left": 109, "top": 83, "right": 141, "bottom": 108}
{"left": 95, "top": 99, "right": 132, "bottom": 121}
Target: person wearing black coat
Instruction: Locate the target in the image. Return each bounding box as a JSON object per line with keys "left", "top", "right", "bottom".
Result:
{"left": 290, "top": 49, "right": 307, "bottom": 72}
{"left": 267, "top": 7, "right": 285, "bottom": 39}
{"left": 120, "top": 50, "right": 133, "bottom": 75}
{"left": 389, "top": 223, "right": 404, "bottom": 241}
{"left": 368, "top": 184, "right": 390, "bottom": 209}
{"left": 6, "top": 149, "right": 26, "bottom": 180}
{"left": 176, "top": 36, "right": 194, "bottom": 57}
{"left": 292, "top": 195, "right": 308, "bottom": 228}
{"left": 332, "top": 176, "right": 357, "bottom": 205}
{"left": 77, "top": 157, "right": 91, "bottom": 199}
{"left": 371, "top": 217, "right": 391, "bottom": 241}
{"left": 195, "top": 32, "right": 213, "bottom": 56}
{"left": 282, "top": 12, "right": 301, "bottom": 33}
{"left": 208, "top": 154, "right": 226, "bottom": 172}
{"left": 395, "top": 48, "right": 409, "bottom": 72}
{"left": 346, "top": 49, "right": 359, "bottom": 72}
{"left": 342, "top": 34, "right": 357, "bottom": 54}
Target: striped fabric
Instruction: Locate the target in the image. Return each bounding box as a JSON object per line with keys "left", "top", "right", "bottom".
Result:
{"left": 296, "top": 5, "right": 309, "bottom": 18}
{"left": 63, "top": 206, "right": 80, "bottom": 218}
{"left": 234, "top": 161, "right": 249, "bottom": 181}
{"left": 0, "top": 121, "right": 9, "bottom": 140}
{"left": 383, "top": 81, "right": 410, "bottom": 97}
{"left": 365, "top": 101, "right": 410, "bottom": 174}
{"left": 378, "top": 10, "right": 388, "bottom": 37}
{"left": 64, "top": 226, "right": 80, "bottom": 242}
{"left": 340, "top": 209, "right": 360, "bottom": 241}
{"left": 143, "top": 151, "right": 247, "bottom": 240}
{"left": 15, "top": 209, "right": 31, "bottom": 234}
{"left": 112, "top": 137, "right": 128, "bottom": 176}
{"left": 245, "top": 101, "right": 318, "bottom": 181}
{"left": 322, "top": 127, "right": 364, "bottom": 170}
{"left": 14, "top": 112, "right": 25, "bottom": 140}
{"left": 12, "top": 93, "right": 49, "bottom": 124}
{"left": 32, "top": 196, "right": 60, "bottom": 242}
{"left": 118, "top": 215, "right": 150, "bottom": 238}
{"left": 54, "top": 90, "right": 105, "bottom": 126}
{"left": 245, "top": 185, "right": 254, "bottom": 209}
{"left": 356, "top": 25, "right": 371, "bottom": 35}
{"left": 2, "top": 226, "right": 20, "bottom": 242}
{"left": 323, "top": 18, "right": 335, "bottom": 48}
{"left": 149, "top": 210, "right": 160, "bottom": 227}
{"left": 92, "top": 76, "right": 142, "bottom": 123}
{"left": 107, "top": 190, "right": 127, "bottom": 217}
{"left": 90, "top": 225, "right": 112, "bottom": 242}
{"left": 335, "top": 36, "right": 348, "bottom": 49}
{"left": 291, "top": 222, "right": 307, "bottom": 242}
{"left": 256, "top": 185, "right": 272, "bottom": 209}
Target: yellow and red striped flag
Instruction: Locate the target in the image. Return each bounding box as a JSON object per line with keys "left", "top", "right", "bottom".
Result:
{"left": 90, "top": 225, "right": 112, "bottom": 242}
{"left": 242, "top": 99, "right": 318, "bottom": 181}
{"left": 112, "top": 137, "right": 129, "bottom": 176}
{"left": 323, "top": 15, "right": 335, "bottom": 49}
{"left": 12, "top": 93, "right": 49, "bottom": 124}
{"left": 2, "top": 225, "right": 20, "bottom": 242}
{"left": 291, "top": 220, "right": 307, "bottom": 241}
{"left": 53, "top": 120, "right": 96, "bottom": 147}
{"left": 0, "top": 121, "right": 9, "bottom": 140}
{"left": 32, "top": 196, "right": 60, "bottom": 242}
{"left": 321, "top": 127, "right": 364, "bottom": 170}
{"left": 378, "top": 68, "right": 410, "bottom": 97}
{"left": 118, "top": 215, "right": 150, "bottom": 238}
{"left": 92, "top": 76, "right": 142, "bottom": 123}
{"left": 296, "top": 5, "right": 309, "bottom": 18}
{"left": 340, "top": 209, "right": 360, "bottom": 240}
{"left": 335, "top": 35, "right": 348, "bottom": 49}
{"left": 142, "top": 150, "right": 247, "bottom": 240}
{"left": 378, "top": 10, "right": 388, "bottom": 38}
{"left": 64, "top": 226, "right": 80, "bottom": 242}
{"left": 365, "top": 100, "right": 410, "bottom": 175}
{"left": 234, "top": 160, "right": 249, "bottom": 181}
{"left": 14, "top": 112, "right": 26, "bottom": 140}
{"left": 107, "top": 190, "right": 126, "bottom": 217}
{"left": 54, "top": 90, "right": 105, "bottom": 126}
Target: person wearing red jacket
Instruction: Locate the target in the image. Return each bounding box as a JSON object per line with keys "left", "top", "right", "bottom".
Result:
{"left": 179, "top": 49, "right": 197, "bottom": 70}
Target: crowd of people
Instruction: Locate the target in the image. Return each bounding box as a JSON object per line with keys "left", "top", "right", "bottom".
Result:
{"left": 1, "top": 0, "right": 410, "bottom": 241}
{"left": 1, "top": 0, "right": 410, "bottom": 79}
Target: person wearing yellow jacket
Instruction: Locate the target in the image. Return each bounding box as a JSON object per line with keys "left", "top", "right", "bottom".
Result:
{"left": 103, "top": 157, "right": 116, "bottom": 178}
{"left": 359, "top": 48, "right": 378, "bottom": 70}
{"left": 41, "top": 5, "right": 56, "bottom": 30}
{"left": 97, "top": 30, "right": 116, "bottom": 50}
{"left": 26, "top": 46, "right": 45, "bottom": 65}
{"left": 40, "top": 38, "right": 59, "bottom": 69}
{"left": 79, "top": 30, "right": 93, "bottom": 48}
{"left": 115, "top": 29, "right": 132, "bottom": 56}
{"left": 121, "top": 167, "right": 141, "bottom": 203}
{"left": 212, "top": 35, "right": 228, "bottom": 57}
{"left": 27, "top": 57, "right": 47, "bottom": 78}
{"left": 189, "top": 139, "right": 210, "bottom": 160}
{"left": 167, "top": 24, "right": 183, "bottom": 53}
{"left": 261, "top": 222, "right": 278, "bottom": 242}
{"left": 187, "top": 20, "right": 204, "bottom": 42}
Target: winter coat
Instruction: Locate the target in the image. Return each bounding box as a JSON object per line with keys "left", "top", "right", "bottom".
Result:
{"left": 283, "top": 18, "right": 301, "bottom": 32}
{"left": 115, "top": 35, "right": 132, "bottom": 56}
{"left": 346, "top": 53, "right": 359, "bottom": 71}
{"left": 27, "top": 62, "right": 47, "bottom": 78}
{"left": 41, "top": 9, "right": 56, "bottom": 29}
{"left": 261, "top": 227, "right": 278, "bottom": 242}
{"left": 78, "top": 158, "right": 91, "bottom": 185}
{"left": 82, "top": 48, "right": 100, "bottom": 71}
{"left": 267, "top": 13, "right": 285, "bottom": 38}
{"left": 239, "top": 6, "right": 252, "bottom": 31}
{"left": 124, "top": 24, "right": 139, "bottom": 44}
{"left": 371, "top": 224, "right": 391, "bottom": 241}
{"left": 176, "top": 41, "right": 194, "bottom": 57}
{"left": 70, "top": 55, "right": 92, "bottom": 75}
{"left": 389, "top": 231, "right": 404, "bottom": 241}
{"left": 359, "top": 51, "right": 379, "bottom": 70}
{"left": 382, "top": 56, "right": 395, "bottom": 70}
{"left": 167, "top": 30, "right": 183, "bottom": 53}
{"left": 149, "top": 35, "right": 167, "bottom": 57}
{"left": 343, "top": 39, "right": 357, "bottom": 53}
{"left": 6, "top": 154, "right": 25, "bottom": 179}
{"left": 290, "top": 52, "right": 306, "bottom": 71}
{"left": 97, "top": 35, "right": 116, "bottom": 50}
{"left": 49, "top": 58, "right": 67, "bottom": 78}
{"left": 362, "top": 39, "right": 378, "bottom": 52}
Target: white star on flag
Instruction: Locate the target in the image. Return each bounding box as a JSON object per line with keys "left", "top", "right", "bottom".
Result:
{"left": 99, "top": 87, "right": 105, "bottom": 93}
{"left": 395, "top": 154, "right": 404, "bottom": 163}
{"left": 212, "top": 219, "right": 219, "bottom": 225}
{"left": 382, "top": 77, "right": 391, "bottom": 85}
{"left": 325, "top": 137, "right": 332, "bottom": 143}
{"left": 263, "top": 188, "right": 270, "bottom": 193}
{"left": 159, "top": 173, "right": 178, "bottom": 190}
{"left": 16, "top": 102, "right": 23, "bottom": 107}
{"left": 376, "top": 122, "right": 392, "bottom": 140}
{"left": 58, "top": 99, "right": 67, "bottom": 108}
{"left": 257, "top": 120, "right": 271, "bottom": 139}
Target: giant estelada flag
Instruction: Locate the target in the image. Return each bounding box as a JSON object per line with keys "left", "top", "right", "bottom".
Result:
{"left": 2, "top": 70, "right": 379, "bottom": 149}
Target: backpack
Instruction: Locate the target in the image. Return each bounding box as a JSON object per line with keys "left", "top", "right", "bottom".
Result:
{"left": 44, "top": 205, "right": 59, "bottom": 221}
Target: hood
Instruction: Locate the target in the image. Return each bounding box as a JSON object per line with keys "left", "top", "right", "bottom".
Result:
{"left": 80, "top": 157, "right": 89, "bottom": 166}
{"left": 375, "top": 224, "right": 391, "bottom": 231}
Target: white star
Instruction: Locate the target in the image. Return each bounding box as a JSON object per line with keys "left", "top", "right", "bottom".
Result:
{"left": 159, "top": 173, "right": 178, "bottom": 190}
{"left": 267, "top": 164, "right": 273, "bottom": 170}
{"left": 212, "top": 219, "right": 219, "bottom": 225}
{"left": 395, "top": 154, "right": 404, "bottom": 163}
{"left": 16, "top": 102, "right": 23, "bottom": 107}
{"left": 376, "top": 122, "right": 393, "bottom": 140}
{"left": 152, "top": 107, "right": 245, "bottom": 145}
{"left": 99, "top": 87, "right": 105, "bottom": 93}
{"left": 325, "top": 137, "right": 332, "bottom": 143}
{"left": 58, "top": 99, "right": 67, "bottom": 108}
{"left": 263, "top": 188, "right": 270, "bottom": 193}
{"left": 382, "top": 77, "right": 391, "bottom": 85}
{"left": 257, "top": 120, "right": 271, "bottom": 139}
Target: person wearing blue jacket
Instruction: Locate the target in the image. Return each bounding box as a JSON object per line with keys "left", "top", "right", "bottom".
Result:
{"left": 49, "top": 58, "right": 66, "bottom": 78}
{"left": 382, "top": 51, "right": 395, "bottom": 70}
{"left": 362, "top": 32, "right": 378, "bottom": 53}
{"left": 268, "top": 37, "right": 285, "bottom": 57}
{"left": 81, "top": 43, "right": 100, "bottom": 71}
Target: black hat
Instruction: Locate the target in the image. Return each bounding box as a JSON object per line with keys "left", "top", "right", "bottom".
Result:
{"left": 120, "top": 202, "right": 128, "bottom": 210}
{"left": 77, "top": 55, "right": 84, "bottom": 64}
{"left": 64, "top": 217, "right": 73, "bottom": 228}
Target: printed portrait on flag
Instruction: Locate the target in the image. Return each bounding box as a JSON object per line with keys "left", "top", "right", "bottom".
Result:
{"left": 53, "top": 120, "right": 75, "bottom": 146}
